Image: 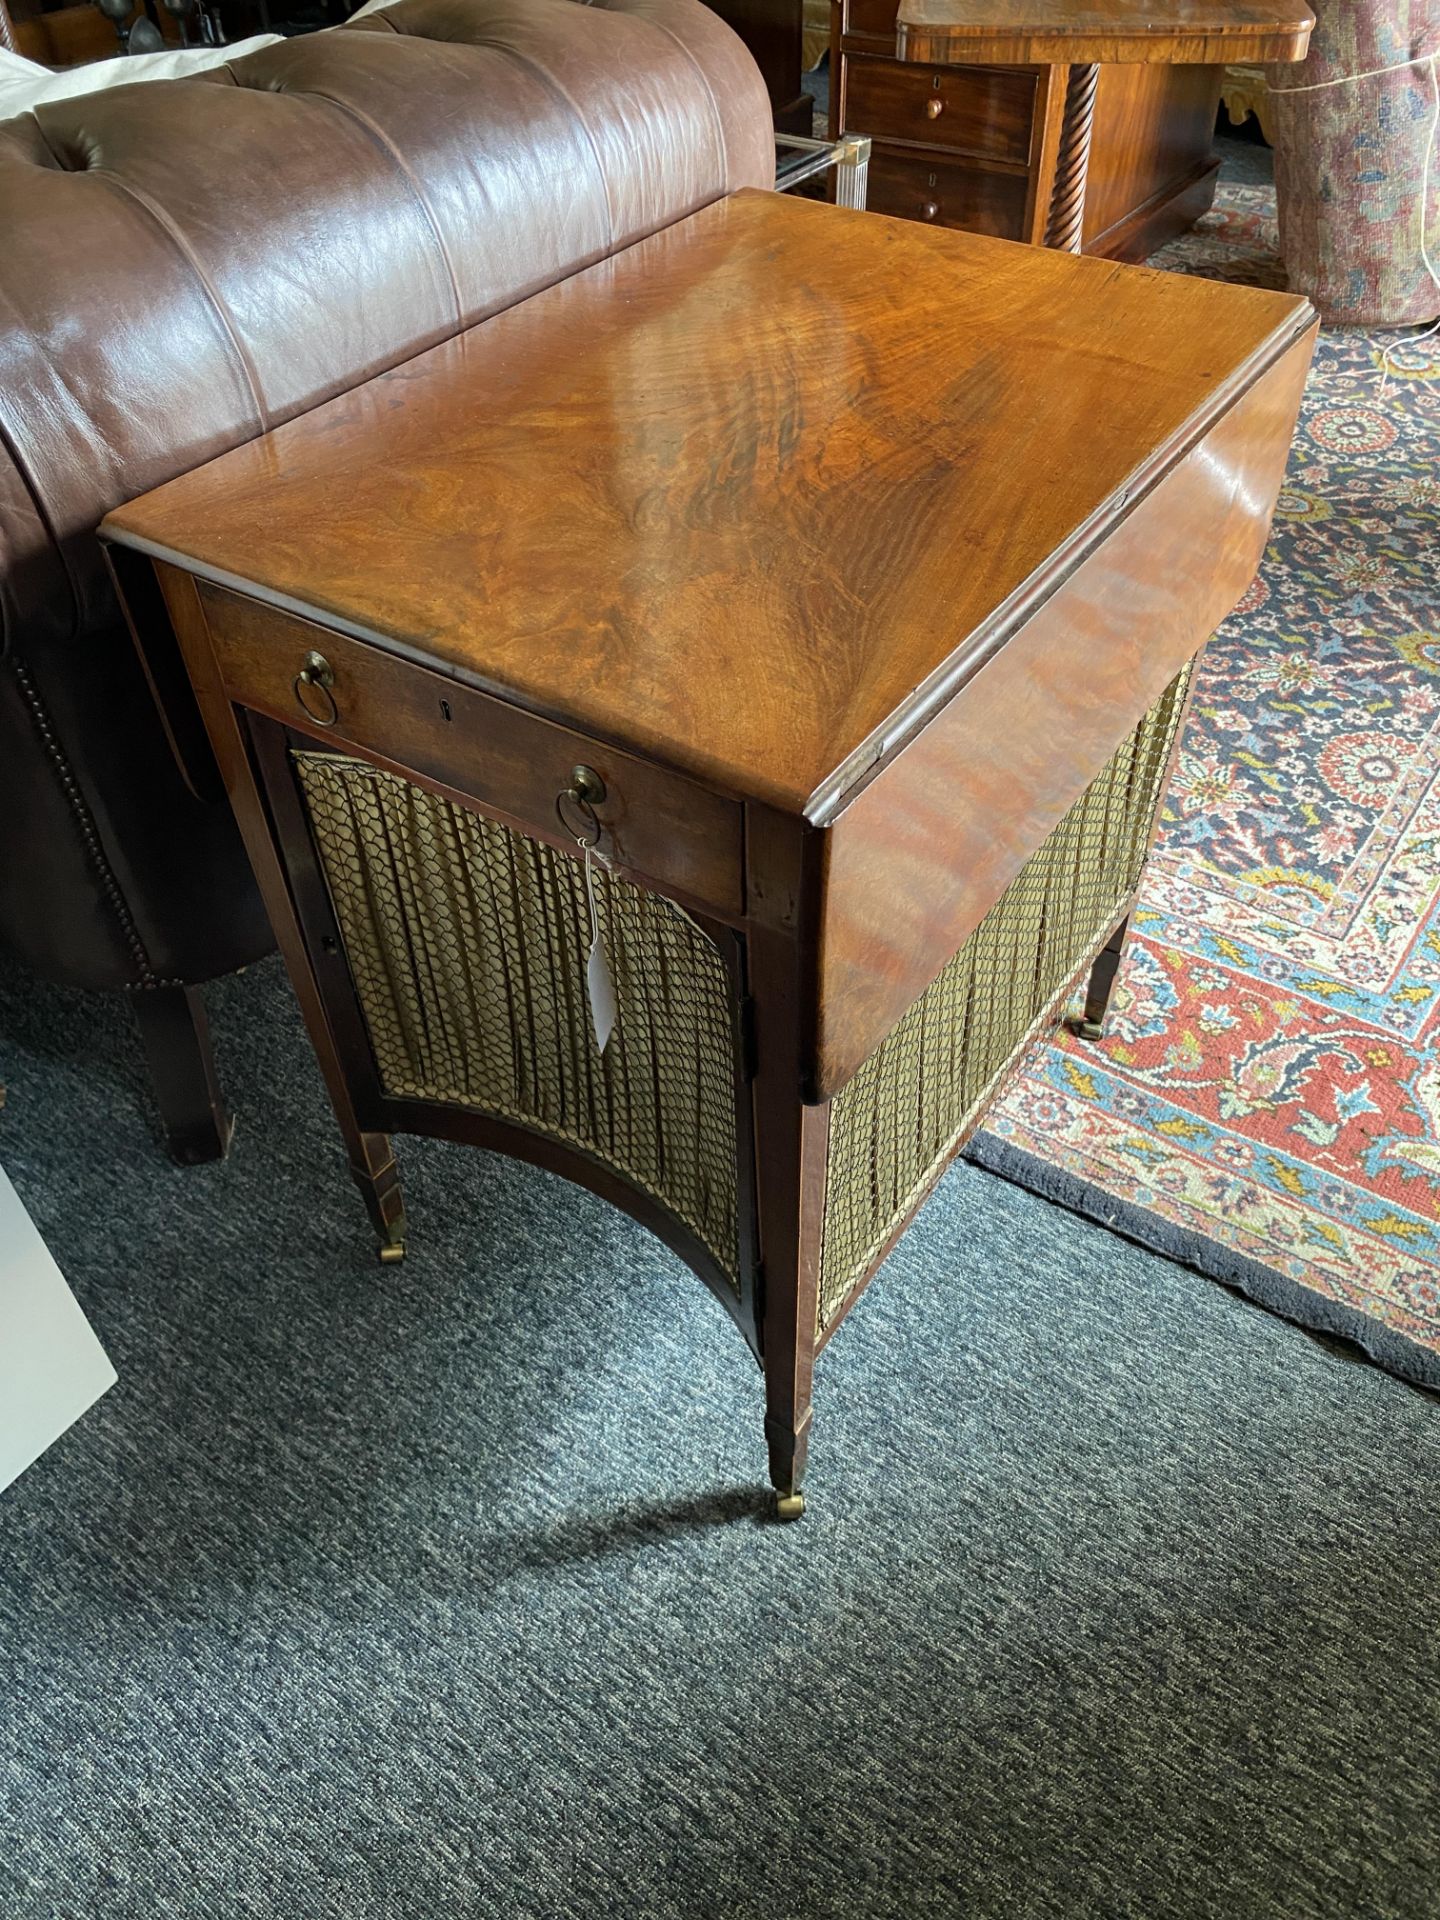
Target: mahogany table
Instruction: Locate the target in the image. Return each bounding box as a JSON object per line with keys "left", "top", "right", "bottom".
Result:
{"left": 894, "top": 0, "right": 1315, "bottom": 251}
{"left": 103, "top": 191, "right": 1315, "bottom": 1518}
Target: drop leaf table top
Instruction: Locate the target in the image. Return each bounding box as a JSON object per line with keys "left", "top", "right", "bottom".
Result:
{"left": 104, "top": 189, "right": 1317, "bottom": 1097}
{"left": 105, "top": 191, "right": 1313, "bottom": 824}
{"left": 893, "top": 0, "right": 1315, "bottom": 68}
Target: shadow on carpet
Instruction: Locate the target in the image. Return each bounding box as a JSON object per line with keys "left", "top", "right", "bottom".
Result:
{"left": 2, "top": 952, "right": 1439, "bottom": 1919}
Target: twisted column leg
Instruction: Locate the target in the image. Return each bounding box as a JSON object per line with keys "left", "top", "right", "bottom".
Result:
{"left": 1044, "top": 61, "right": 1100, "bottom": 254}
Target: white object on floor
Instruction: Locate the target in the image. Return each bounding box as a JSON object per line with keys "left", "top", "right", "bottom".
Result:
{"left": 0, "top": 32, "right": 282, "bottom": 121}
{"left": 0, "top": 1163, "right": 116, "bottom": 1496}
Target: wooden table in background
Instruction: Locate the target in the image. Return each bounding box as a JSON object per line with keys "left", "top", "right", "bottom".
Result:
{"left": 893, "top": 0, "right": 1313, "bottom": 250}
{"left": 104, "top": 191, "right": 1316, "bottom": 1517}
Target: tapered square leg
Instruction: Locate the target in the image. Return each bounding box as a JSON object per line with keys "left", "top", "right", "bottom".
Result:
{"left": 745, "top": 815, "right": 830, "bottom": 1519}
{"left": 1072, "top": 914, "right": 1129, "bottom": 1041}
{"left": 754, "top": 1095, "right": 827, "bottom": 1522}
{"left": 351, "top": 1131, "right": 407, "bottom": 1262}
{"left": 766, "top": 1395, "right": 811, "bottom": 1516}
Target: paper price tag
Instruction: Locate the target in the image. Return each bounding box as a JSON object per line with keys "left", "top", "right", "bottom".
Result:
{"left": 582, "top": 842, "right": 617, "bottom": 1054}
{"left": 587, "top": 932, "right": 617, "bottom": 1054}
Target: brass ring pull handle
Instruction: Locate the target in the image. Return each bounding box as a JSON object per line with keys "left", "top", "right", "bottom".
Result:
{"left": 555, "top": 764, "right": 607, "bottom": 847}
{"left": 294, "top": 650, "right": 339, "bottom": 727}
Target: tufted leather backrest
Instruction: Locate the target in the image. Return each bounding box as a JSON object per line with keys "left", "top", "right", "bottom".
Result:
{"left": 0, "top": 0, "right": 772, "bottom": 996}
{"left": 0, "top": 0, "right": 774, "bottom": 657}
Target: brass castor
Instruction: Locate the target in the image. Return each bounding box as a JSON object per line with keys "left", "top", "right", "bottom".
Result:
{"left": 775, "top": 1490, "right": 806, "bottom": 1522}
{"left": 378, "top": 1241, "right": 406, "bottom": 1264}
{"left": 1071, "top": 1016, "right": 1105, "bottom": 1041}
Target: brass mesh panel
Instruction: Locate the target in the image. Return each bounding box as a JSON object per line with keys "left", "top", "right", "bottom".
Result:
{"left": 293, "top": 754, "right": 740, "bottom": 1285}
{"left": 818, "top": 666, "right": 1192, "bottom": 1331}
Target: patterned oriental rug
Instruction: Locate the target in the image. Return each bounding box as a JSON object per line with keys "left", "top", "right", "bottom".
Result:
{"left": 970, "top": 158, "right": 1440, "bottom": 1390}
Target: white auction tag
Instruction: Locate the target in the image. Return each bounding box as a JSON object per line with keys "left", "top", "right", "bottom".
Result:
{"left": 582, "top": 841, "right": 618, "bottom": 1054}
{"left": 0, "top": 1163, "right": 117, "bottom": 1496}
{"left": 587, "top": 929, "right": 617, "bottom": 1054}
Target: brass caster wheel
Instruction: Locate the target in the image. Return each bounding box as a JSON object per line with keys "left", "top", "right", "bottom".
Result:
{"left": 1071, "top": 1017, "right": 1105, "bottom": 1042}
{"left": 378, "top": 1241, "right": 406, "bottom": 1265}
{"left": 775, "top": 1491, "right": 806, "bottom": 1522}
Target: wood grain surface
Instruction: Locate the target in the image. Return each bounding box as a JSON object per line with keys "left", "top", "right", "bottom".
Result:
{"left": 1079, "top": 62, "right": 1223, "bottom": 251}
{"left": 192, "top": 580, "right": 747, "bottom": 917}
{"left": 841, "top": 55, "right": 1036, "bottom": 161}
{"left": 105, "top": 190, "right": 1313, "bottom": 824}
{"left": 895, "top": 0, "right": 1313, "bottom": 67}
{"left": 859, "top": 143, "right": 1033, "bottom": 237}
{"left": 811, "top": 326, "right": 1315, "bottom": 1095}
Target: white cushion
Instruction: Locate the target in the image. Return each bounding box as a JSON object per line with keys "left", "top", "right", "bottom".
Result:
{"left": 0, "top": 32, "right": 283, "bottom": 121}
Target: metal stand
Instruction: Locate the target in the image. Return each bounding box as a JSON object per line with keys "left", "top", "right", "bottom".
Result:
{"left": 774, "top": 132, "right": 872, "bottom": 211}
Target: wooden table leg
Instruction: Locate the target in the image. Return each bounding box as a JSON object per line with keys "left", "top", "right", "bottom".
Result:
{"left": 1072, "top": 912, "right": 1129, "bottom": 1040}
{"left": 1043, "top": 60, "right": 1100, "bottom": 253}
{"left": 757, "top": 1094, "right": 828, "bottom": 1522}
{"left": 153, "top": 566, "right": 408, "bottom": 1264}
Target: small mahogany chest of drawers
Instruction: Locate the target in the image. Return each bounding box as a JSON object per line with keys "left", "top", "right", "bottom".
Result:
{"left": 828, "top": 0, "right": 1227, "bottom": 256}
{"left": 104, "top": 191, "right": 1315, "bottom": 1517}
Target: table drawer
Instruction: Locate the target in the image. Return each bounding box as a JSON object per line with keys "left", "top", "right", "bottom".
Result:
{"left": 844, "top": 56, "right": 1035, "bottom": 161}
{"left": 193, "top": 579, "right": 744, "bottom": 917}
{"left": 864, "top": 144, "right": 1030, "bottom": 237}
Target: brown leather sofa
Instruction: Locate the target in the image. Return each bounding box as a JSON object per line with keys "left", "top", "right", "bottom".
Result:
{"left": 0, "top": 0, "right": 772, "bottom": 1158}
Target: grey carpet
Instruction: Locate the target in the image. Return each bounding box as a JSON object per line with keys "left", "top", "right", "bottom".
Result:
{"left": 2, "top": 950, "right": 1439, "bottom": 1919}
